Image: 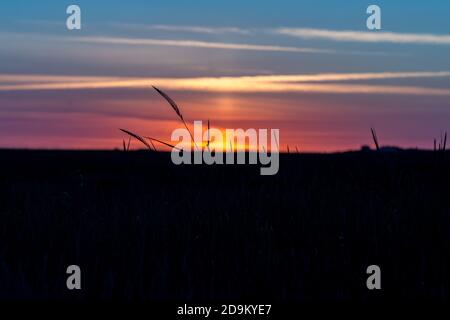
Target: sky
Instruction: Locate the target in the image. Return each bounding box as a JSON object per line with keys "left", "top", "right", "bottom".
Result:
{"left": 0, "top": 0, "right": 450, "bottom": 151}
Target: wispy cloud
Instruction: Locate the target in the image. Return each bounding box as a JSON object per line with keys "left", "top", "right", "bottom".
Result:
{"left": 66, "top": 35, "right": 400, "bottom": 56}
{"left": 0, "top": 31, "right": 397, "bottom": 58}
{"left": 273, "top": 28, "right": 450, "bottom": 45}
{"left": 113, "top": 23, "right": 252, "bottom": 35}
{"left": 112, "top": 24, "right": 450, "bottom": 45}
{"left": 216, "top": 71, "right": 450, "bottom": 83}
{"left": 69, "top": 35, "right": 333, "bottom": 54}
{"left": 2, "top": 72, "right": 450, "bottom": 96}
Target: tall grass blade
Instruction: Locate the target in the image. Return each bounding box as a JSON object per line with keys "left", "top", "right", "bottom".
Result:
{"left": 207, "top": 119, "right": 210, "bottom": 147}
{"left": 149, "top": 139, "right": 157, "bottom": 151}
{"left": 152, "top": 86, "right": 198, "bottom": 151}
{"left": 120, "top": 128, "right": 155, "bottom": 151}
{"left": 444, "top": 131, "right": 447, "bottom": 151}
{"left": 145, "top": 137, "right": 183, "bottom": 151}
{"left": 371, "top": 127, "right": 379, "bottom": 151}
{"left": 273, "top": 132, "right": 279, "bottom": 151}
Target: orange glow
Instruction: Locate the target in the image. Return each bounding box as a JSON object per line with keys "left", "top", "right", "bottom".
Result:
{"left": 2, "top": 72, "right": 448, "bottom": 152}
{"left": 2, "top": 73, "right": 450, "bottom": 96}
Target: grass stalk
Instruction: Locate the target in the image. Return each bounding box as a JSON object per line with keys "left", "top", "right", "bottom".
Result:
{"left": 120, "top": 128, "right": 155, "bottom": 151}
{"left": 152, "top": 86, "right": 198, "bottom": 151}
{"left": 371, "top": 127, "right": 380, "bottom": 151}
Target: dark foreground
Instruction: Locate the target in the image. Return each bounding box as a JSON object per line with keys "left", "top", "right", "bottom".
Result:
{"left": 0, "top": 149, "right": 449, "bottom": 302}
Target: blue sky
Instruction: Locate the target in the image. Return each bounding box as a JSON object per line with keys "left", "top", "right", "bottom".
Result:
{"left": 1, "top": 0, "right": 449, "bottom": 75}
{"left": 1, "top": 0, "right": 449, "bottom": 32}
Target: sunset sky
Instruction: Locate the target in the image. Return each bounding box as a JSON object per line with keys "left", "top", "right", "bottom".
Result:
{"left": 1, "top": 0, "right": 450, "bottom": 151}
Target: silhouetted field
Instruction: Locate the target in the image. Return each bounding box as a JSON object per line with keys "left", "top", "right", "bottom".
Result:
{"left": 0, "top": 149, "right": 449, "bottom": 301}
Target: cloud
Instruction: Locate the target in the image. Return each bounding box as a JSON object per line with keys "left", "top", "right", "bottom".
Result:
{"left": 2, "top": 72, "right": 450, "bottom": 96}
{"left": 110, "top": 24, "right": 450, "bottom": 45}
{"left": 66, "top": 35, "right": 400, "bottom": 56}
{"left": 69, "top": 36, "right": 333, "bottom": 54}
{"left": 113, "top": 23, "right": 252, "bottom": 35}
{"left": 0, "top": 32, "right": 396, "bottom": 58}
{"left": 211, "top": 71, "right": 450, "bottom": 83}
{"left": 273, "top": 28, "right": 450, "bottom": 45}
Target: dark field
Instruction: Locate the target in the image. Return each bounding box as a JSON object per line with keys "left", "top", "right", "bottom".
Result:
{"left": 0, "top": 149, "right": 449, "bottom": 301}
